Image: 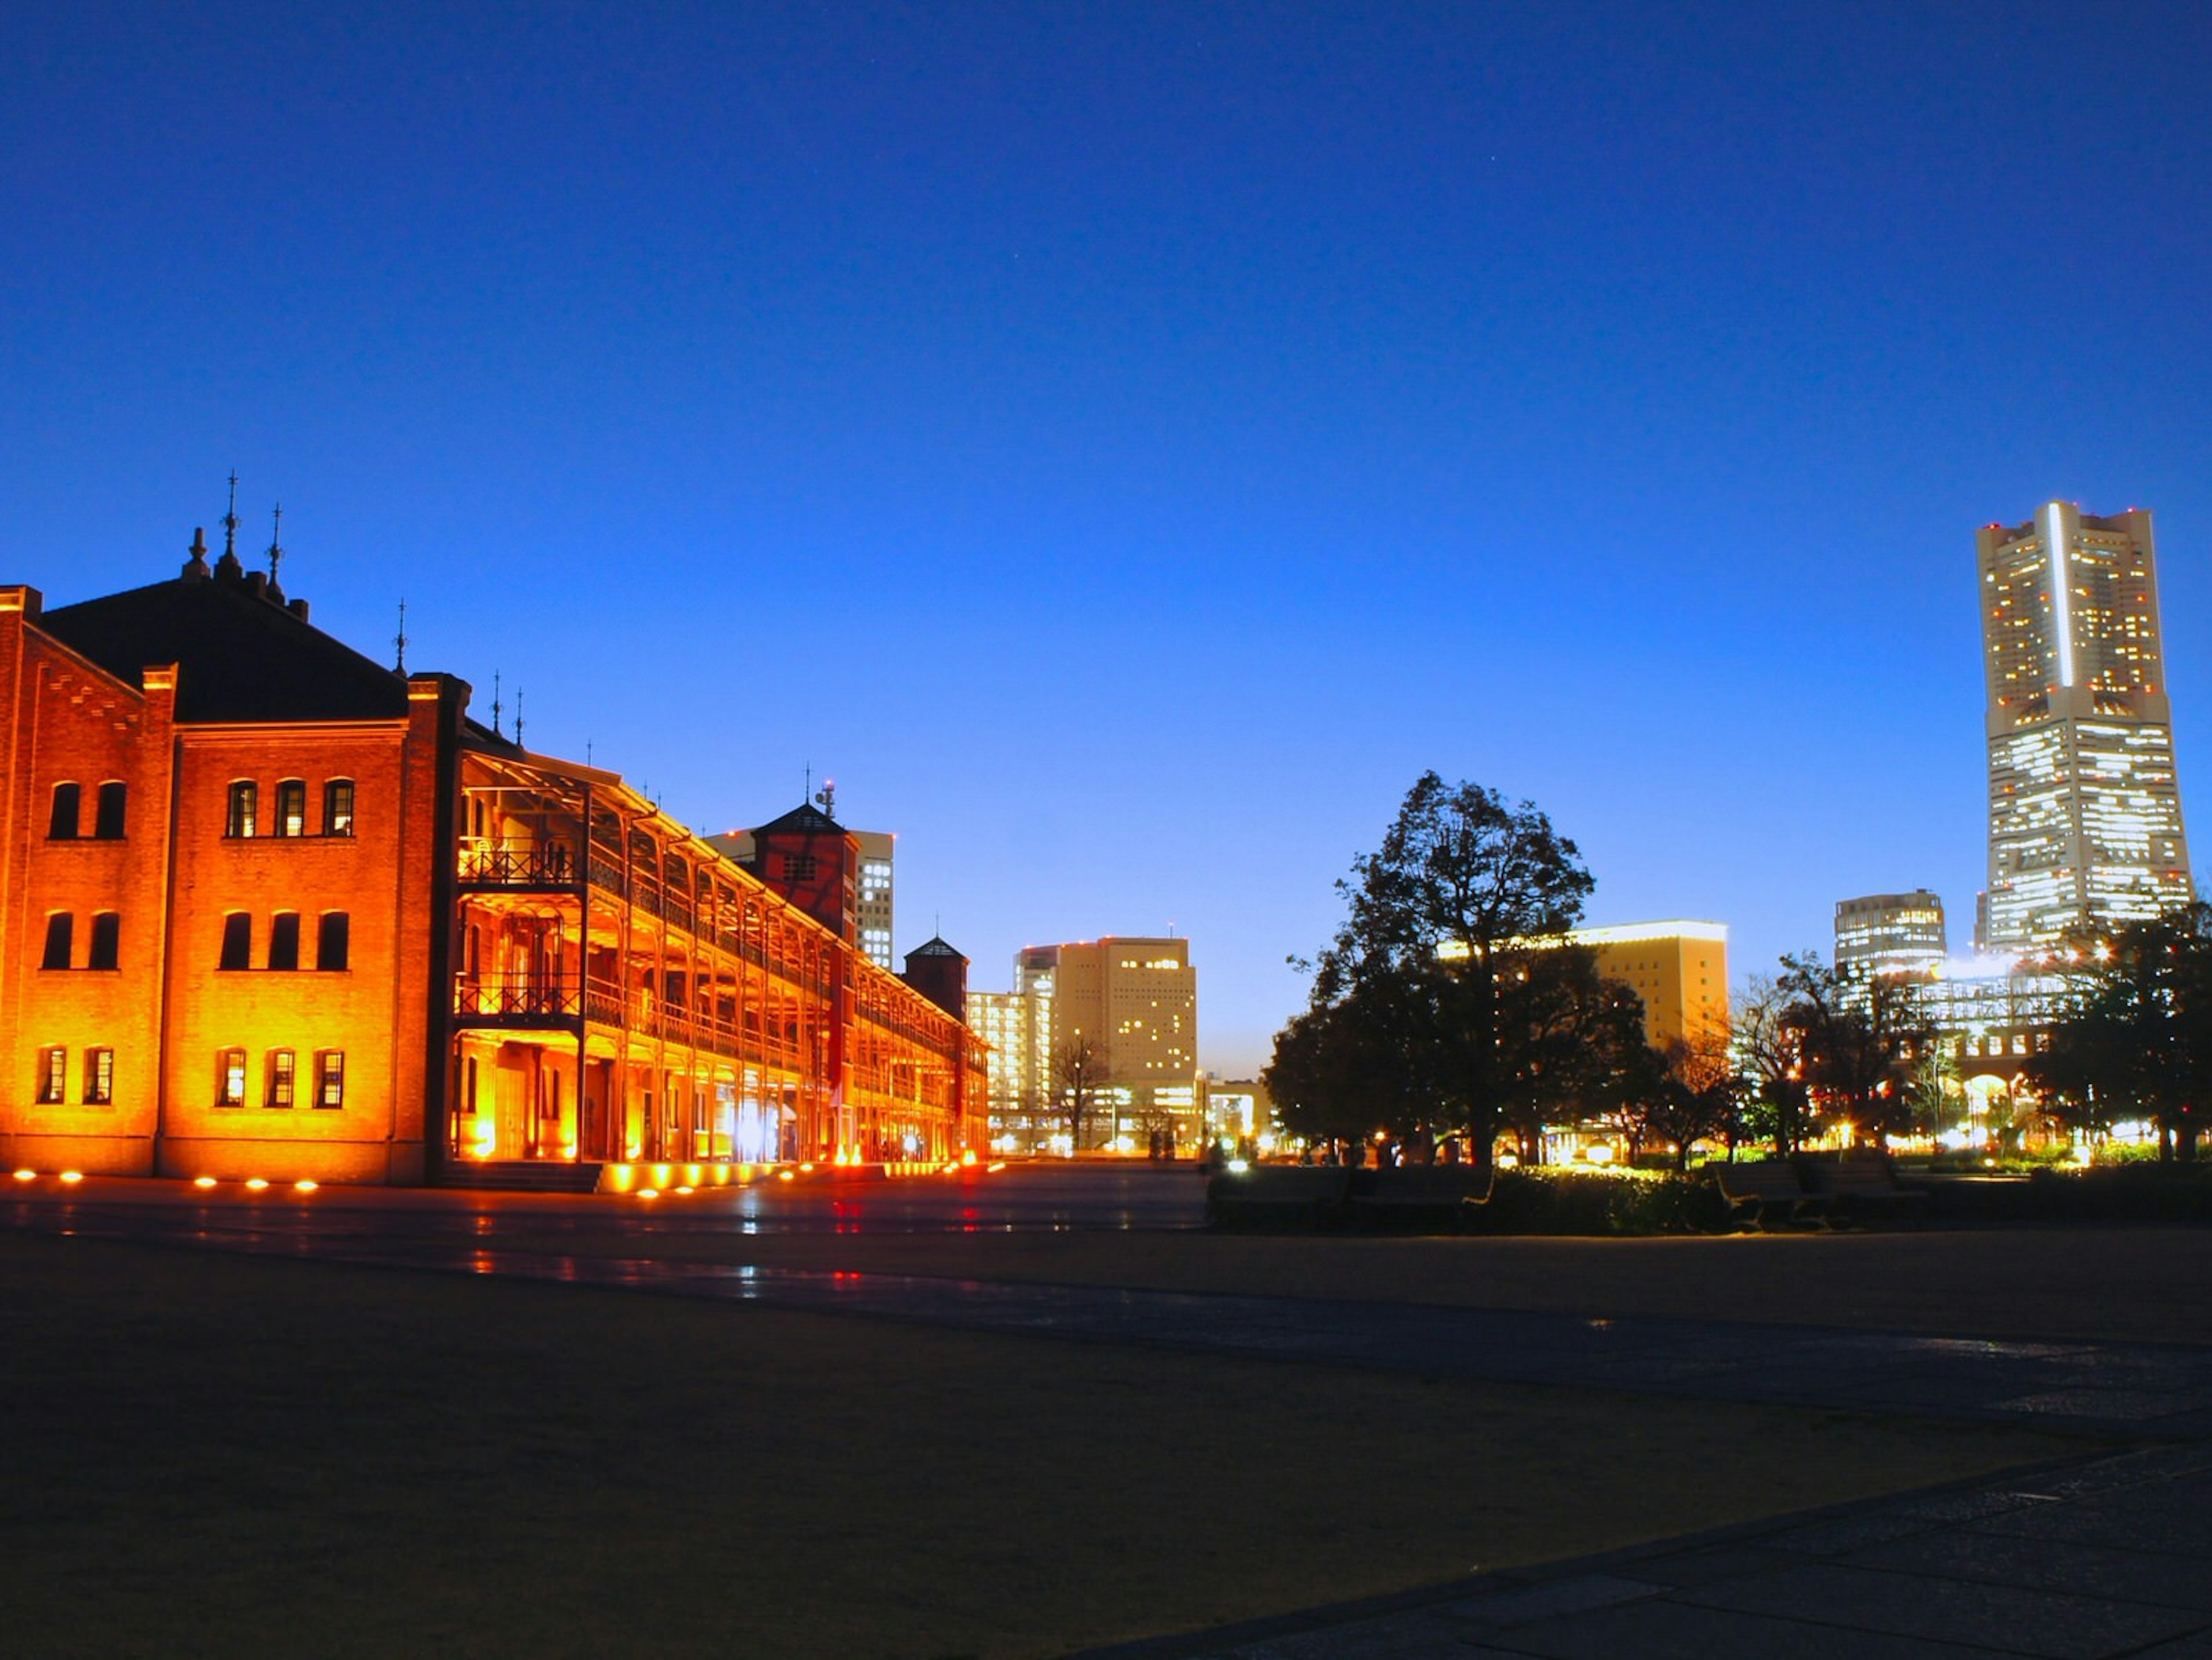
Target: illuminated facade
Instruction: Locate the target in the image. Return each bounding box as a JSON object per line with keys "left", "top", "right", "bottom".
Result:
{"left": 968, "top": 985, "right": 1053, "bottom": 1149}
{"left": 1, "top": 538, "right": 984, "bottom": 1185}
{"left": 1569, "top": 921, "right": 1728, "bottom": 1047}
{"left": 1014, "top": 937, "right": 1198, "bottom": 1148}
{"left": 709, "top": 823, "right": 896, "bottom": 971}
{"left": 1834, "top": 890, "right": 1946, "bottom": 979}
{"left": 1979, "top": 503, "right": 2193, "bottom": 954}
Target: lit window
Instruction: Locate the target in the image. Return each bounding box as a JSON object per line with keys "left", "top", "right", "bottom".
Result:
{"left": 275, "top": 780, "right": 306, "bottom": 838}
{"left": 94, "top": 782, "right": 127, "bottom": 839}
{"left": 84, "top": 1048, "right": 113, "bottom": 1105}
{"left": 268, "top": 913, "right": 301, "bottom": 971}
{"left": 317, "top": 912, "right": 350, "bottom": 971}
{"left": 36, "top": 1047, "right": 66, "bottom": 1104}
{"left": 226, "top": 781, "right": 257, "bottom": 838}
{"left": 315, "top": 1051, "right": 346, "bottom": 1109}
{"left": 218, "top": 1048, "right": 247, "bottom": 1107}
{"left": 48, "top": 782, "right": 81, "bottom": 839}
{"left": 88, "top": 912, "right": 119, "bottom": 971}
{"left": 323, "top": 779, "right": 354, "bottom": 837}
{"left": 41, "top": 914, "right": 73, "bottom": 970}
{"left": 268, "top": 1049, "right": 296, "bottom": 1109}
{"left": 219, "top": 913, "right": 252, "bottom": 971}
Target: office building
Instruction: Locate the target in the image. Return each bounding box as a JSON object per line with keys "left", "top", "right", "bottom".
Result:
{"left": 1834, "top": 890, "right": 1946, "bottom": 979}
{"left": 0, "top": 531, "right": 984, "bottom": 1184}
{"left": 1979, "top": 503, "right": 2193, "bottom": 953}
{"left": 968, "top": 985, "right": 1054, "bottom": 1151}
{"left": 1014, "top": 937, "right": 1198, "bottom": 1149}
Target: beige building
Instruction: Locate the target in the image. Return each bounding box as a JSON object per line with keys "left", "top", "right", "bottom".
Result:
{"left": 1979, "top": 503, "right": 2192, "bottom": 953}
{"left": 1834, "top": 890, "right": 1946, "bottom": 979}
{"left": 1016, "top": 936, "right": 1198, "bottom": 1149}
{"left": 1570, "top": 921, "right": 1728, "bottom": 1048}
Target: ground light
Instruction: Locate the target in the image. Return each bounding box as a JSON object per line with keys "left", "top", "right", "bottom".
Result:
{"left": 58, "top": 1170, "right": 83, "bottom": 1184}
{"left": 294, "top": 1180, "right": 318, "bottom": 1193}
{"left": 192, "top": 1176, "right": 217, "bottom": 1189}
{"left": 12, "top": 1169, "right": 35, "bottom": 1182}
{"left": 245, "top": 1177, "right": 269, "bottom": 1191}
{"left": 635, "top": 1188, "right": 660, "bottom": 1199}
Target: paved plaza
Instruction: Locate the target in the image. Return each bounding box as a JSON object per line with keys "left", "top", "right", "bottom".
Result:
{"left": 10, "top": 1164, "right": 2212, "bottom": 1656}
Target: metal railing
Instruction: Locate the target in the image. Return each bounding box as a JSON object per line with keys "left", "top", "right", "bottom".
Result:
{"left": 454, "top": 973, "right": 582, "bottom": 1019}
{"left": 458, "top": 840, "right": 580, "bottom": 886}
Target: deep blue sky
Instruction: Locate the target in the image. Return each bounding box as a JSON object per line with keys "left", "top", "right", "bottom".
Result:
{"left": 6, "top": 3, "right": 2209, "bottom": 1072}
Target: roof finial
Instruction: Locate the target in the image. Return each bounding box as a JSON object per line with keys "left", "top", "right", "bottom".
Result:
{"left": 214, "top": 472, "right": 245, "bottom": 580}
{"left": 803, "top": 763, "right": 812, "bottom": 805}
{"left": 183, "top": 525, "right": 211, "bottom": 582}
{"left": 266, "top": 503, "right": 285, "bottom": 589}
{"left": 393, "top": 598, "right": 408, "bottom": 673}
{"left": 513, "top": 687, "right": 524, "bottom": 749}
{"left": 491, "top": 669, "right": 503, "bottom": 737}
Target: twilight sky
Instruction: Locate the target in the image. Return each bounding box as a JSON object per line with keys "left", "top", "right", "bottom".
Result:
{"left": 6, "top": 3, "right": 2209, "bottom": 1072}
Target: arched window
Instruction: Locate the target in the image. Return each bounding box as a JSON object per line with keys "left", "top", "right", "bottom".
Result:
{"left": 323, "top": 779, "right": 354, "bottom": 837}
{"left": 226, "top": 782, "right": 257, "bottom": 839}
{"left": 317, "top": 912, "right": 350, "bottom": 972}
{"left": 268, "top": 912, "right": 301, "bottom": 971}
{"left": 93, "top": 782, "right": 127, "bottom": 839}
{"left": 217, "top": 1048, "right": 247, "bottom": 1107}
{"left": 218, "top": 913, "right": 252, "bottom": 971}
{"left": 41, "top": 914, "right": 72, "bottom": 969}
{"left": 88, "top": 912, "right": 119, "bottom": 971}
{"left": 275, "top": 780, "right": 307, "bottom": 838}
{"left": 267, "top": 1049, "right": 296, "bottom": 1109}
{"left": 48, "top": 783, "right": 80, "bottom": 839}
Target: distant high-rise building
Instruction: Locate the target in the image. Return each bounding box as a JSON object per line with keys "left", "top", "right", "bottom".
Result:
{"left": 1015, "top": 937, "right": 1198, "bottom": 1149}
{"left": 1979, "top": 503, "right": 2193, "bottom": 953}
{"left": 1834, "top": 891, "right": 1946, "bottom": 979}
{"left": 969, "top": 986, "right": 1054, "bottom": 1149}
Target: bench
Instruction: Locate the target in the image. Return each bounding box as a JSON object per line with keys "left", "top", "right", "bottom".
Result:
{"left": 1204, "top": 1166, "right": 1353, "bottom": 1230}
{"left": 1347, "top": 1165, "right": 1494, "bottom": 1231}
{"left": 1711, "top": 1159, "right": 1827, "bottom": 1230}
{"left": 1800, "top": 1152, "right": 1930, "bottom": 1227}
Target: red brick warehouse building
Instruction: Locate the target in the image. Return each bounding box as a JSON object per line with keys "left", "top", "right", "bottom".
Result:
{"left": 0, "top": 527, "right": 986, "bottom": 1186}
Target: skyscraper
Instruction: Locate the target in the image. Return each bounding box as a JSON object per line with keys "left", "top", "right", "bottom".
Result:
{"left": 1978, "top": 502, "right": 2193, "bottom": 953}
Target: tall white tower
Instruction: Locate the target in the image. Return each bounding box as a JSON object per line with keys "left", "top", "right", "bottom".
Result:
{"left": 1978, "top": 502, "right": 2192, "bottom": 953}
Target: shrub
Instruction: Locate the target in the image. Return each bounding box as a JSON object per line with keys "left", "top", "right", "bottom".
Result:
{"left": 1473, "top": 1168, "right": 1726, "bottom": 1235}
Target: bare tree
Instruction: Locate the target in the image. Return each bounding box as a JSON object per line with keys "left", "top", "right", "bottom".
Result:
{"left": 1052, "top": 1034, "right": 1108, "bottom": 1153}
{"left": 1733, "top": 973, "right": 1811, "bottom": 1156}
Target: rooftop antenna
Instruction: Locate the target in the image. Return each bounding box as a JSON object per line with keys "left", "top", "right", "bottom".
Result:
{"left": 803, "top": 763, "right": 812, "bottom": 805}
{"left": 815, "top": 778, "right": 836, "bottom": 818}
{"left": 222, "top": 471, "right": 240, "bottom": 560}
{"left": 513, "top": 687, "right": 524, "bottom": 749}
{"left": 586, "top": 739, "right": 593, "bottom": 766}
{"left": 393, "top": 598, "right": 408, "bottom": 673}
{"left": 266, "top": 503, "right": 284, "bottom": 586}
{"left": 491, "top": 669, "right": 502, "bottom": 737}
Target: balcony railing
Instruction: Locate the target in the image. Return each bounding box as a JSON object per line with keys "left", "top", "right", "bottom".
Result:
{"left": 459, "top": 840, "right": 580, "bottom": 886}
{"left": 455, "top": 973, "right": 582, "bottom": 1020}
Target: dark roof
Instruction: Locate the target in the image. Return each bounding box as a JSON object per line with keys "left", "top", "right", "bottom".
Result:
{"left": 752, "top": 802, "right": 845, "bottom": 837}
{"left": 907, "top": 936, "right": 963, "bottom": 960}
{"left": 39, "top": 571, "right": 411, "bottom": 723}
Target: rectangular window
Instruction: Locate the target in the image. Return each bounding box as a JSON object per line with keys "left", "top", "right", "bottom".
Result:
{"left": 268, "top": 1049, "right": 296, "bottom": 1109}
{"left": 83, "top": 1048, "right": 113, "bottom": 1106}
{"left": 275, "top": 779, "right": 307, "bottom": 837}
{"left": 226, "top": 781, "right": 257, "bottom": 838}
{"left": 93, "top": 782, "right": 127, "bottom": 839}
{"left": 41, "top": 914, "right": 73, "bottom": 970}
{"left": 88, "top": 912, "right": 119, "bottom": 971}
{"left": 315, "top": 1051, "right": 345, "bottom": 1109}
{"left": 323, "top": 779, "right": 355, "bottom": 837}
{"left": 48, "top": 782, "right": 80, "bottom": 839}
{"left": 36, "top": 1048, "right": 66, "bottom": 1104}
{"left": 316, "top": 912, "right": 350, "bottom": 971}
{"left": 219, "top": 913, "right": 252, "bottom": 971}
{"left": 218, "top": 1048, "right": 247, "bottom": 1108}
{"left": 268, "top": 913, "right": 301, "bottom": 971}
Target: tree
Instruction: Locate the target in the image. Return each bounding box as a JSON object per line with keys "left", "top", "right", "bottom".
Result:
{"left": 1775, "top": 952, "right": 1932, "bottom": 1149}
{"left": 2027, "top": 904, "right": 2212, "bottom": 1161}
{"left": 1052, "top": 1034, "right": 1108, "bottom": 1153}
{"left": 1617, "top": 1027, "right": 1744, "bottom": 1174}
{"left": 1278, "top": 772, "right": 1599, "bottom": 1173}
{"left": 1264, "top": 977, "right": 1433, "bottom": 1156}
{"left": 1733, "top": 973, "right": 1812, "bottom": 1156}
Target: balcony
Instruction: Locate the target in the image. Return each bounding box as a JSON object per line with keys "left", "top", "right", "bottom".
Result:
{"left": 459, "top": 839, "right": 581, "bottom": 889}
{"left": 455, "top": 973, "right": 582, "bottom": 1028}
